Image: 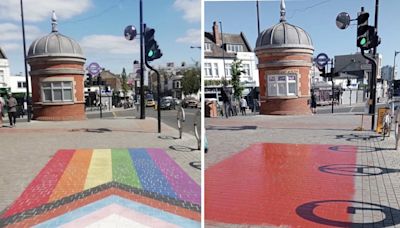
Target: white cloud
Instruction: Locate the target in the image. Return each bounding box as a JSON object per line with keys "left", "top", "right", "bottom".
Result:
{"left": 0, "top": 23, "right": 42, "bottom": 41}
{"left": 173, "top": 0, "right": 200, "bottom": 23}
{"left": 80, "top": 35, "right": 139, "bottom": 55}
{"left": 0, "top": 0, "right": 92, "bottom": 22}
{"left": 176, "top": 29, "right": 201, "bottom": 45}
{"left": 1, "top": 43, "right": 20, "bottom": 52}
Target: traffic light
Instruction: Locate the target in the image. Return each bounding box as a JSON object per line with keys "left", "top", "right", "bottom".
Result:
{"left": 357, "top": 11, "right": 370, "bottom": 49}
{"left": 144, "top": 27, "right": 162, "bottom": 62}
{"left": 368, "top": 27, "right": 381, "bottom": 49}
{"left": 319, "top": 67, "right": 326, "bottom": 77}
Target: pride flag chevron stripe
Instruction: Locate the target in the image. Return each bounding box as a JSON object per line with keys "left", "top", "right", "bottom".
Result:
{"left": 84, "top": 149, "right": 113, "bottom": 189}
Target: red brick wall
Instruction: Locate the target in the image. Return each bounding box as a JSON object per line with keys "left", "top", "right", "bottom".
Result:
{"left": 33, "top": 103, "right": 85, "bottom": 121}
{"left": 260, "top": 97, "right": 311, "bottom": 115}
{"left": 257, "top": 52, "right": 313, "bottom": 115}
{"left": 29, "top": 60, "right": 86, "bottom": 121}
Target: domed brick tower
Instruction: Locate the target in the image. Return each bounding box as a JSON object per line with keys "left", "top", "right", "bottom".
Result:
{"left": 27, "top": 11, "right": 86, "bottom": 120}
{"left": 255, "top": 0, "right": 314, "bottom": 115}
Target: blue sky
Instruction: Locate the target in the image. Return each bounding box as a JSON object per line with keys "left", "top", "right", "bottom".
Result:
{"left": 205, "top": 0, "right": 400, "bottom": 67}
{"left": 0, "top": 0, "right": 200, "bottom": 75}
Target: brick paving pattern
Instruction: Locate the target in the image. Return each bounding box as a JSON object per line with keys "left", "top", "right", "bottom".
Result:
{"left": 205, "top": 113, "right": 400, "bottom": 227}
{"left": 0, "top": 117, "right": 200, "bottom": 227}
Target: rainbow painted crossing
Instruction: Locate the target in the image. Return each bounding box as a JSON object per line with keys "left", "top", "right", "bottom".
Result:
{"left": 0, "top": 148, "right": 200, "bottom": 227}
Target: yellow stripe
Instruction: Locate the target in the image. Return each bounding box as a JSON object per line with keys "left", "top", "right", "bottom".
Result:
{"left": 84, "top": 149, "right": 112, "bottom": 189}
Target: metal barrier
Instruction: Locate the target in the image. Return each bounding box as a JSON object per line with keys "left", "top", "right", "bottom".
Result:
{"left": 395, "top": 109, "right": 400, "bottom": 150}
{"left": 177, "top": 107, "right": 185, "bottom": 139}
{"left": 194, "top": 110, "right": 201, "bottom": 150}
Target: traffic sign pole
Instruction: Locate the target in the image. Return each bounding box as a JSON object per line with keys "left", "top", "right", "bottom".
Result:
{"left": 139, "top": 0, "right": 145, "bottom": 119}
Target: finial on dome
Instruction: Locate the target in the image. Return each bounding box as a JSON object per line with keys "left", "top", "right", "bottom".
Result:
{"left": 51, "top": 10, "right": 58, "bottom": 32}
{"left": 280, "top": 0, "right": 286, "bottom": 22}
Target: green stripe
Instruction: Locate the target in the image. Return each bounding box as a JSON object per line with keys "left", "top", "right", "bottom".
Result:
{"left": 112, "top": 149, "right": 142, "bottom": 188}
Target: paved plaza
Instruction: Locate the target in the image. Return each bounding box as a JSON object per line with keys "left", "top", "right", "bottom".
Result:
{"left": 205, "top": 113, "right": 400, "bottom": 227}
{"left": 0, "top": 117, "right": 201, "bottom": 227}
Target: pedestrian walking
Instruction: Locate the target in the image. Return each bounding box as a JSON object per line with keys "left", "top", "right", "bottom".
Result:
{"left": 7, "top": 94, "right": 17, "bottom": 127}
{"left": 310, "top": 92, "right": 317, "bottom": 114}
{"left": 0, "top": 96, "right": 4, "bottom": 128}
{"left": 240, "top": 97, "right": 247, "bottom": 116}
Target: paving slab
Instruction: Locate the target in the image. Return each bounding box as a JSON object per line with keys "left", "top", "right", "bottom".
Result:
{"left": 0, "top": 117, "right": 201, "bottom": 227}
{"left": 205, "top": 113, "right": 400, "bottom": 227}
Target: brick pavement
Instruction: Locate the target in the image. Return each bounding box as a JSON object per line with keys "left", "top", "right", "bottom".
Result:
{"left": 205, "top": 113, "right": 400, "bottom": 227}
{"left": 0, "top": 117, "right": 201, "bottom": 227}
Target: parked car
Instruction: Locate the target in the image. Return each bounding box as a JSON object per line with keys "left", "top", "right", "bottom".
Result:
{"left": 186, "top": 100, "right": 199, "bottom": 108}
{"left": 160, "top": 97, "right": 175, "bottom": 110}
{"left": 173, "top": 98, "right": 182, "bottom": 106}
{"left": 146, "top": 98, "right": 156, "bottom": 107}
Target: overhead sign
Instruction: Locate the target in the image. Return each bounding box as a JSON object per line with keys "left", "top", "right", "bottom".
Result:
{"left": 87, "top": 62, "right": 101, "bottom": 76}
{"left": 315, "top": 53, "right": 329, "bottom": 68}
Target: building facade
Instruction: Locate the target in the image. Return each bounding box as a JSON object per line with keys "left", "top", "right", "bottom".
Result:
{"left": 204, "top": 21, "right": 259, "bottom": 105}
{"left": 255, "top": 0, "right": 314, "bottom": 115}
{"left": 27, "top": 12, "right": 86, "bottom": 121}
{"left": 0, "top": 48, "right": 10, "bottom": 95}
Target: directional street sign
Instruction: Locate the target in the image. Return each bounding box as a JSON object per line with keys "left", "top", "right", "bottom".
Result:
{"left": 315, "top": 53, "right": 329, "bottom": 68}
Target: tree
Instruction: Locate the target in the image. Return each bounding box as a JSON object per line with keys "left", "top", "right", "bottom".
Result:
{"left": 121, "top": 68, "right": 129, "bottom": 97}
{"left": 181, "top": 67, "right": 200, "bottom": 96}
{"left": 231, "top": 59, "right": 245, "bottom": 99}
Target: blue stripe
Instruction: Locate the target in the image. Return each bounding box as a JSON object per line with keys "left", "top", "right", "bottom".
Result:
{"left": 129, "top": 148, "right": 177, "bottom": 199}
{"left": 34, "top": 195, "right": 200, "bottom": 227}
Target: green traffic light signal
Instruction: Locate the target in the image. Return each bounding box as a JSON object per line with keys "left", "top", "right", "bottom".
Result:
{"left": 359, "top": 37, "right": 367, "bottom": 46}
{"left": 148, "top": 50, "right": 154, "bottom": 57}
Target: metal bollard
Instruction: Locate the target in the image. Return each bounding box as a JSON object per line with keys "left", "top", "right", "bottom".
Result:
{"left": 194, "top": 110, "right": 201, "bottom": 150}
{"left": 177, "top": 107, "right": 185, "bottom": 139}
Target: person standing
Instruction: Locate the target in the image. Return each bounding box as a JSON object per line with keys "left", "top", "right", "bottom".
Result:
{"left": 310, "top": 92, "right": 317, "bottom": 114}
{"left": 7, "top": 94, "right": 17, "bottom": 127}
{"left": 221, "top": 85, "right": 232, "bottom": 118}
{"left": 0, "top": 96, "right": 4, "bottom": 128}
{"left": 240, "top": 97, "right": 248, "bottom": 116}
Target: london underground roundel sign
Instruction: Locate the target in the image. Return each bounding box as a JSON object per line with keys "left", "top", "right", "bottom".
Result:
{"left": 87, "top": 62, "right": 101, "bottom": 76}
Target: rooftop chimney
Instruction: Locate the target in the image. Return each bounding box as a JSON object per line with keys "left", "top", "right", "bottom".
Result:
{"left": 213, "top": 21, "right": 222, "bottom": 47}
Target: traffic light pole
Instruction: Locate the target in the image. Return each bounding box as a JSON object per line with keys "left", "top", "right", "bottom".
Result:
{"left": 99, "top": 83, "right": 102, "bottom": 118}
{"left": 145, "top": 62, "right": 161, "bottom": 133}
{"left": 371, "top": 0, "right": 379, "bottom": 130}
{"left": 361, "top": 50, "right": 377, "bottom": 130}
{"left": 139, "top": 0, "right": 145, "bottom": 119}
{"left": 330, "top": 59, "right": 334, "bottom": 114}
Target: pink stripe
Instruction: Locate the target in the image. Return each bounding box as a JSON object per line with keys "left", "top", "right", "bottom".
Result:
{"left": 61, "top": 204, "right": 179, "bottom": 228}
{"left": 146, "top": 148, "right": 200, "bottom": 204}
{"left": 2, "top": 150, "right": 75, "bottom": 218}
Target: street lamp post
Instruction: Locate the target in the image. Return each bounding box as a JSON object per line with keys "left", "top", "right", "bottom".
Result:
{"left": 393, "top": 51, "right": 400, "bottom": 81}
{"left": 20, "top": 0, "right": 31, "bottom": 122}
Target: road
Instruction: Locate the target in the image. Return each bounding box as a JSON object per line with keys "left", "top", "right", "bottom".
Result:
{"left": 317, "top": 103, "right": 386, "bottom": 114}
{"left": 86, "top": 107, "right": 200, "bottom": 135}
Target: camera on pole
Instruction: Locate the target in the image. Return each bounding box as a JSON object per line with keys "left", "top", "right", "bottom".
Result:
{"left": 144, "top": 27, "right": 162, "bottom": 62}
